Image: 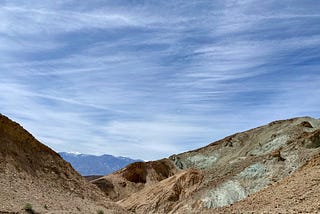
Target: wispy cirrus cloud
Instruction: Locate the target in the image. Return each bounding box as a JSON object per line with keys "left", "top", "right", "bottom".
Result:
{"left": 0, "top": 0, "right": 319, "bottom": 160}
{"left": 0, "top": 6, "right": 139, "bottom": 35}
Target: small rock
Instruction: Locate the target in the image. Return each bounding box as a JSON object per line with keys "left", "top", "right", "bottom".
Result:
{"left": 300, "top": 121, "right": 313, "bottom": 128}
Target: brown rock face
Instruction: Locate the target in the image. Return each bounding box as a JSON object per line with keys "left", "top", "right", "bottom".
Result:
{"left": 300, "top": 121, "right": 313, "bottom": 128}
{"left": 91, "top": 116, "right": 320, "bottom": 213}
{"left": 2, "top": 113, "right": 320, "bottom": 214}
{"left": 120, "top": 160, "right": 176, "bottom": 183}
{"left": 0, "top": 114, "right": 127, "bottom": 213}
{"left": 119, "top": 169, "right": 203, "bottom": 214}
{"left": 92, "top": 158, "right": 178, "bottom": 201}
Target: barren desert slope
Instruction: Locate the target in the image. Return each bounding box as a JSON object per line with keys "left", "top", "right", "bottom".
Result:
{"left": 93, "top": 116, "right": 320, "bottom": 213}
{"left": 1, "top": 114, "right": 320, "bottom": 213}
{"left": 0, "top": 114, "right": 127, "bottom": 213}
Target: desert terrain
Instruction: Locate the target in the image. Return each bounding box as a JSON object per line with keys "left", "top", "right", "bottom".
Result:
{"left": 1, "top": 114, "right": 320, "bottom": 213}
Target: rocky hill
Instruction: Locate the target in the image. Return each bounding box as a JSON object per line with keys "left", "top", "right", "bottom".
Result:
{"left": 92, "top": 116, "right": 320, "bottom": 213}
{"left": 2, "top": 113, "right": 320, "bottom": 213}
{"left": 59, "top": 152, "right": 141, "bottom": 176}
{"left": 92, "top": 159, "right": 179, "bottom": 201}
{"left": 210, "top": 153, "right": 320, "bottom": 213}
{"left": 0, "top": 114, "right": 127, "bottom": 213}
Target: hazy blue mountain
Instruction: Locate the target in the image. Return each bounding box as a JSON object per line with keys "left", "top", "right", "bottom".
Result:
{"left": 59, "top": 152, "right": 141, "bottom": 176}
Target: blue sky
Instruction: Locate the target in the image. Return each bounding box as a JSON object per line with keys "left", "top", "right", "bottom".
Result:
{"left": 0, "top": 0, "right": 319, "bottom": 160}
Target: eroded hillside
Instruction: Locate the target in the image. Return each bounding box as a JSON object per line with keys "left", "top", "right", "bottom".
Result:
{"left": 94, "top": 117, "right": 320, "bottom": 213}
{"left": 0, "top": 114, "right": 127, "bottom": 213}
{"left": 2, "top": 113, "right": 320, "bottom": 213}
{"left": 210, "top": 153, "right": 320, "bottom": 213}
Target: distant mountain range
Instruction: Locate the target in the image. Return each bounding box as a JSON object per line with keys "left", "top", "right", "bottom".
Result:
{"left": 59, "top": 152, "right": 142, "bottom": 176}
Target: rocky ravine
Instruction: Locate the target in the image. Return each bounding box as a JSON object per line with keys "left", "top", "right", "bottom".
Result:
{"left": 93, "top": 117, "right": 320, "bottom": 213}
{"left": 0, "top": 114, "right": 127, "bottom": 214}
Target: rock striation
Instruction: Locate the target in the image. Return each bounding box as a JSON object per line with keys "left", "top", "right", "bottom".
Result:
{"left": 2, "top": 113, "right": 320, "bottom": 213}
{"left": 93, "top": 116, "right": 320, "bottom": 213}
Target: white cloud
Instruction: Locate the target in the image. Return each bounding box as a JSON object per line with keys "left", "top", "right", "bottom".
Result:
{"left": 0, "top": 0, "right": 319, "bottom": 160}
{"left": 0, "top": 6, "right": 140, "bottom": 35}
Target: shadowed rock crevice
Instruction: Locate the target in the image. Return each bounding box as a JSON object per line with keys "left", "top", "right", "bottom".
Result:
{"left": 122, "top": 162, "right": 148, "bottom": 183}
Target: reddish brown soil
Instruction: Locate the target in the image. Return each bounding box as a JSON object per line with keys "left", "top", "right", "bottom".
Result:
{"left": 0, "top": 114, "right": 127, "bottom": 213}
{"left": 92, "top": 158, "right": 178, "bottom": 201}
{"left": 2, "top": 113, "right": 320, "bottom": 214}
{"left": 92, "top": 116, "right": 320, "bottom": 213}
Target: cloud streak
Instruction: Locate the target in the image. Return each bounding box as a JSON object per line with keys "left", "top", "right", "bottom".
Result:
{"left": 0, "top": 0, "right": 319, "bottom": 160}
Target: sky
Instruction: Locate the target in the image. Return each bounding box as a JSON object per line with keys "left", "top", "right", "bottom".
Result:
{"left": 0, "top": 0, "right": 320, "bottom": 160}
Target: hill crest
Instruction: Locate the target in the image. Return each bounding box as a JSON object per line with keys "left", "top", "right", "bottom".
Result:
{"left": 0, "top": 114, "right": 127, "bottom": 213}
{"left": 93, "top": 116, "right": 320, "bottom": 213}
